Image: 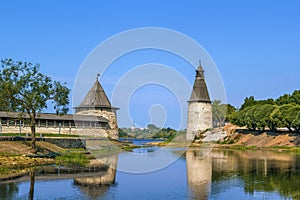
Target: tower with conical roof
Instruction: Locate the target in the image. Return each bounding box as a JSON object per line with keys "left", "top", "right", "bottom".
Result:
{"left": 74, "top": 75, "right": 119, "bottom": 139}
{"left": 186, "top": 62, "right": 212, "bottom": 140}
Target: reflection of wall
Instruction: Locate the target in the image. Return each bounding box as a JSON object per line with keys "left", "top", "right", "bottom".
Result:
{"left": 74, "top": 154, "right": 118, "bottom": 187}
{"left": 186, "top": 149, "right": 212, "bottom": 200}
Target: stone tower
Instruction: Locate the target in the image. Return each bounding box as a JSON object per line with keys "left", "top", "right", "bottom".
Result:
{"left": 186, "top": 62, "right": 212, "bottom": 140}
{"left": 74, "top": 75, "right": 119, "bottom": 139}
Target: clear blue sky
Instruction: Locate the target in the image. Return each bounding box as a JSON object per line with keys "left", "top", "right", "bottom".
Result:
{"left": 1, "top": 0, "right": 299, "bottom": 128}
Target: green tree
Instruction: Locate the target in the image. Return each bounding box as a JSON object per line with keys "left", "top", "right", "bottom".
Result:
{"left": 244, "top": 106, "right": 260, "bottom": 130}
{"left": 231, "top": 106, "right": 252, "bottom": 128}
{"left": 226, "top": 104, "right": 237, "bottom": 122}
{"left": 276, "top": 94, "right": 290, "bottom": 105}
{"left": 287, "top": 105, "right": 300, "bottom": 132}
{"left": 0, "top": 58, "right": 70, "bottom": 152}
{"left": 271, "top": 104, "right": 294, "bottom": 132}
{"left": 240, "top": 96, "right": 256, "bottom": 110}
{"left": 212, "top": 100, "right": 227, "bottom": 127}
{"left": 276, "top": 90, "right": 300, "bottom": 106}
{"left": 118, "top": 128, "right": 133, "bottom": 138}
{"left": 240, "top": 96, "right": 274, "bottom": 111}
{"left": 254, "top": 104, "right": 278, "bottom": 131}
{"left": 290, "top": 90, "right": 300, "bottom": 105}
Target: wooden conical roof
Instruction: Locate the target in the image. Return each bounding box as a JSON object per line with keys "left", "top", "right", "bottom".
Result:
{"left": 189, "top": 63, "right": 211, "bottom": 103}
{"left": 75, "top": 78, "right": 113, "bottom": 109}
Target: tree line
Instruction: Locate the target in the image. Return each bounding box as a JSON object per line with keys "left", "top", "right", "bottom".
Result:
{"left": 229, "top": 90, "right": 300, "bottom": 132}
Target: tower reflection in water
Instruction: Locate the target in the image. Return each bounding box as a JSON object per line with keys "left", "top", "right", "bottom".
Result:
{"left": 186, "top": 148, "right": 212, "bottom": 200}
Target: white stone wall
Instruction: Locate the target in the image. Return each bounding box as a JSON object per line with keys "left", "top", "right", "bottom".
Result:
{"left": 186, "top": 102, "right": 212, "bottom": 140}
{"left": 0, "top": 125, "right": 112, "bottom": 138}
{"left": 75, "top": 109, "right": 118, "bottom": 139}
{"left": 76, "top": 110, "right": 118, "bottom": 129}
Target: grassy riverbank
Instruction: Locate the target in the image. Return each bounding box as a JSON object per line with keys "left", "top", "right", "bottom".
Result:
{"left": 0, "top": 138, "right": 138, "bottom": 180}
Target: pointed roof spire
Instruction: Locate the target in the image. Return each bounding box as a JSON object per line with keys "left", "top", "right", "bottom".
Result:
{"left": 198, "top": 60, "right": 203, "bottom": 71}
{"left": 189, "top": 60, "right": 211, "bottom": 103}
{"left": 74, "top": 74, "right": 117, "bottom": 110}
{"left": 196, "top": 60, "right": 205, "bottom": 77}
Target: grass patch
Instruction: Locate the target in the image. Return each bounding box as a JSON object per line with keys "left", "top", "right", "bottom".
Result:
{"left": 0, "top": 167, "right": 10, "bottom": 175}
{"left": 122, "top": 145, "right": 141, "bottom": 152}
{"left": 55, "top": 150, "right": 89, "bottom": 167}
{"left": 291, "top": 147, "right": 300, "bottom": 154}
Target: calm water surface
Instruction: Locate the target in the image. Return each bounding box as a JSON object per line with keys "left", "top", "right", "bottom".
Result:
{"left": 1, "top": 141, "right": 300, "bottom": 200}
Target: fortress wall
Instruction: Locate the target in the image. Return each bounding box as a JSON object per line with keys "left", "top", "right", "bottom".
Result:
{"left": 0, "top": 125, "right": 118, "bottom": 138}
{"left": 75, "top": 110, "right": 118, "bottom": 139}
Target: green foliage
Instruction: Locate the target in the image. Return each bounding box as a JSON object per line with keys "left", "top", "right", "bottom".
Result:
{"left": 0, "top": 58, "right": 70, "bottom": 150}
{"left": 226, "top": 104, "right": 237, "bottom": 121}
{"left": 271, "top": 104, "right": 294, "bottom": 131}
{"left": 212, "top": 100, "right": 226, "bottom": 127}
{"left": 212, "top": 100, "right": 237, "bottom": 127}
{"left": 55, "top": 150, "right": 88, "bottom": 167}
{"left": 276, "top": 94, "right": 291, "bottom": 105}
{"left": 240, "top": 96, "right": 275, "bottom": 111}
{"left": 119, "top": 124, "right": 183, "bottom": 140}
{"left": 231, "top": 90, "right": 300, "bottom": 132}
{"left": 118, "top": 128, "right": 133, "bottom": 138}
{"left": 276, "top": 90, "right": 300, "bottom": 105}
{"left": 289, "top": 105, "right": 300, "bottom": 132}
{"left": 151, "top": 127, "right": 178, "bottom": 141}
{"left": 240, "top": 96, "right": 256, "bottom": 110}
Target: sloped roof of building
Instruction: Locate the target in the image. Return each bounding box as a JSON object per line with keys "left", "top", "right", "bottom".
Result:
{"left": 0, "top": 111, "right": 109, "bottom": 122}
{"left": 74, "top": 79, "right": 118, "bottom": 109}
{"left": 189, "top": 63, "right": 211, "bottom": 103}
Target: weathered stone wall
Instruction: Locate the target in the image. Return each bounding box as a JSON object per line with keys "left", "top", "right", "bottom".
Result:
{"left": 0, "top": 125, "right": 116, "bottom": 138}
{"left": 186, "top": 102, "right": 212, "bottom": 140}
{"left": 45, "top": 138, "right": 86, "bottom": 148}
{"left": 0, "top": 136, "right": 86, "bottom": 148}
{"left": 75, "top": 110, "right": 118, "bottom": 139}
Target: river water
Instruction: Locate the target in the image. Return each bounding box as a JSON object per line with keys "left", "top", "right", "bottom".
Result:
{"left": 1, "top": 140, "right": 300, "bottom": 200}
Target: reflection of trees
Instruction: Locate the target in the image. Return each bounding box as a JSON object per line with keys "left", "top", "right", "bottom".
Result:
{"left": 242, "top": 162, "right": 300, "bottom": 199}
{"left": 28, "top": 170, "right": 35, "bottom": 200}
{"left": 0, "top": 182, "right": 18, "bottom": 199}
{"left": 211, "top": 149, "right": 300, "bottom": 199}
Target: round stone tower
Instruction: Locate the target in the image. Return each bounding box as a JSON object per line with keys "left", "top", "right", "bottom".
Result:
{"left": 186, "top": 62, "right": 212, "bottom": 140}
{"left": 74, "top": 75, "right": 119, "bottom": 139}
